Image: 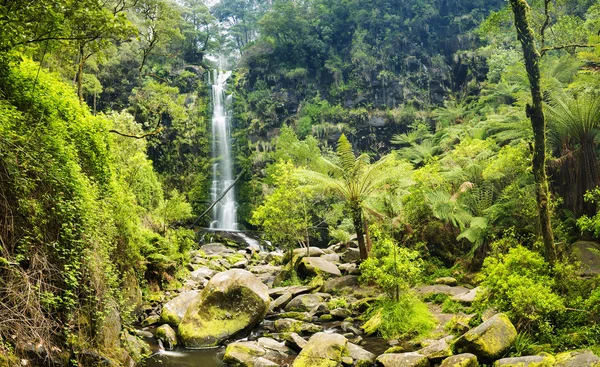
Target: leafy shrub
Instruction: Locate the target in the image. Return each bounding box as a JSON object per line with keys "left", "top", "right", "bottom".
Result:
{"left": 476, "top": 246, "right": 564, "bottom": 332}
{"left": 362, "top": 294, "right": 436, "bottom": 339}
{"left": 359, "top": 236, "right": 423, "bottom": 301}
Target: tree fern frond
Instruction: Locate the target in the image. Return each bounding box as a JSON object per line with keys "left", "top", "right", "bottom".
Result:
{"left": 336, "top": 134, "right": 356, "bottom": 173}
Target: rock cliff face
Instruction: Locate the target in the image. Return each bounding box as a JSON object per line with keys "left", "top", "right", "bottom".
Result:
{"left": 178, "top": 269, "right": 270, "bottom": 348}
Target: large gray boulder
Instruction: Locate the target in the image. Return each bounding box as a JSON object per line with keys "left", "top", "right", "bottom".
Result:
{"left": 160, "top": 290, "right": 199, "bottom": 326}
{"left": 451, "top": 287, "right": 483, "bottom": 304}
{"left": 417, "top": 337, "right": 453, "bottom": 362}
{"left": 376, "top": 352, "right": 430, "bottom": 367}
{"left": 293, "top": 247, "right": 326, "bottom": 258}
{"left": 285, "top": 294, "right": 327, "bottom": 312}
{"left": 322, "top": 275, "right": 359, "bottom": 293}
{"left": 347, "top": 342, "right": 376, "bottom": 366}
{"left": 201, "top": 243, "right": 236, "bottom": 255}
{"left": 440, "top": 354, "right": 478, "bottom": 367}
{"left": 454, "top": 313, "right": 517, "bottom": 360}
{"left": 223, "top": 341, "right": 278, "bottom": 367}
{"left": 340, "top": 248, "right": 361, "bottom": 263}
{"left": 298, "top": 257, "right": 341, "bottom": 277}
{"left": 178, "top": 269, "right": 270, "bottom": 348}
{"left": 291, "top": 332, "right": 348, "bottom": 367}
{"left": 555, "top": 350, "right": 600, "bottom": 367}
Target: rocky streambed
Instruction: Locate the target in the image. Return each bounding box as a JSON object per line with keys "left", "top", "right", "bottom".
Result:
{"left": 135, "top": 242, "right": 600, "bottom": 367}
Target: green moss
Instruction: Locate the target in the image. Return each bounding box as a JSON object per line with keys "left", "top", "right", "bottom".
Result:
{"left": 179, "top": 305, "right": 254, "bottom": 348}
{"left": 160, "top": 307, "right": 180, "bottom": 326}
{"left": 179, "top": 284, "right": 269, "bottom": 348}
{"left": 278, "top": 311, "right": 313, "bottom": 322}
{"left": 319, "top": 314, "right": 334, "bottom": 321}
{"left": 384, "top": 346, "right": 405, "bottom": 353}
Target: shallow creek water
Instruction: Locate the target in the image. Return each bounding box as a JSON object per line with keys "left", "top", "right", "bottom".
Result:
{"left": 142, "top": 331, "right": 389, "bottom": 367}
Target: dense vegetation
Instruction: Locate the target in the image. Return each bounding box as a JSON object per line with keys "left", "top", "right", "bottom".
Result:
{"left": 1, "top": 0, "right": 600, "bottom": 365}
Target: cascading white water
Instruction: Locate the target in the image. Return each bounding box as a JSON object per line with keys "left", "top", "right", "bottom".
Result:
{"left": 210, "top": 69, "right": 237, "bottom": 230}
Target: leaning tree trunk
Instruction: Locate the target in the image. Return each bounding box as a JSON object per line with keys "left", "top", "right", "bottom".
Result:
{"left": 510, "top": 0, "right": 557, "bottom": 265}
{"left": 351, "top": 204, "right": 368, "bottom": 260}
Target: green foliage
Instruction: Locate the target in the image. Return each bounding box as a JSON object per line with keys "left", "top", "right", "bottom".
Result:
{"left": 362, "top": 295, "right": 436, "bottom": 340}
{"left": 0, "top": 57, "right": 195, "bottom": 362}
{"left": 251, "top": 161, "right": 315, "bottom": 252}
{"left": 359, "top": 229, "right": 423, "bottom": 300}
{"left": 476, "top": 246, "right": 564, "bottom": 332}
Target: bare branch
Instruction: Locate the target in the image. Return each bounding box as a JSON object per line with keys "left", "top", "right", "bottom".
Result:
{"left": 108, "top": 127, "right": 164, "bottom": 139}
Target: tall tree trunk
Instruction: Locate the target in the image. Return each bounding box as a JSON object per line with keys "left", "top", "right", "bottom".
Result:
{"left": 77, "top": 45, "right": 85, "bottom": 104}
{"left": 510, "top": 0, "right": 557, "bottom": 265}
{"left": 351, "top": 204, "right": 368, "bottom": 260}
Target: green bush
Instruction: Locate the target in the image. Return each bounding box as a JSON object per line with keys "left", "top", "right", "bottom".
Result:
{"left": 476, "top": 246, "right": 564, "bottom": 332}
{"left": 362, "top": 294, "right": 436, "bottom": 339}
{"left": 359, "top": 236, "right": 423, "bottom": 301}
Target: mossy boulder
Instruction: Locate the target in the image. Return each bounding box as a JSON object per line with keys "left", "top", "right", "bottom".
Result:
{"left": 274, "top": 318, "right": 323, "bottom": 334}
{"left": 555, "top": 350, "right": 600, "bottom": 366}
{"left": 121, "top": 332, "right": 151, "bottom": 362}
{"left": 376, "top": 352, "right": 430, "bottom": 367}
{"left": 178, "top": 269, "right": 270, "bottom": 348}
{"left": 156, "top": 324, "right": 178, "bottom": 350}
{"left": 285, "top": 294, "right": 326, "bottom": 312}
{"left": 160, "top": 290, "right": 199, "bottom": 326}
{"left": 453, "top": 313, "right": 517, "bottom": 360}
{"left": 418, "top": 337, "right": 453, "bottom": 362}
{"left": 440, "top": 353, "right": 479, "bottom": 367}
{"left": 493, "top": 354, "right": 555, "bottom": 367}
{"left": 322, "top": 275, "right": 359, "bottom": 294}
{"left": 223, "top": 341, "right": 279, "bottom": 367}
{"left": 141, "top": 314, "right": 160, "bottom": 327}
{"left": 347, "top": 342, "right": 375, "bottom": 367}
{"left": 291, "top": 332, "right": 349, "bottom": 367}
{"left": 298, "top": 257, "right": 341, "bottom": 278}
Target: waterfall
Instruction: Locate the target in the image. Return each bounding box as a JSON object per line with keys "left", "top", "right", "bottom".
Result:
{"left": 210, "top": 69, "right": 237, "bottom": 230}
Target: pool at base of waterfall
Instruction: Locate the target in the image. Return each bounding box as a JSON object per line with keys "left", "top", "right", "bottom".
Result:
{"left": 145, "top": 347, "right": 225, "bottom": 367}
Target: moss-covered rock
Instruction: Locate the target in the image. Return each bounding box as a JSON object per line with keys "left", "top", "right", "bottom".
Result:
{"left": 160, "top": 290, "right": 199, "bottom": 326}
{"left": 493, "top": 354, "right": 555, "bottom": 366}
{"left": 141, "top": 314, "right": 160, "bottom": 327}
{"left": 555, "top": 350, "right": 600, "bottom": 367}
{"left": 274, "top": 318, "right": 323, "bottom": 334}
{"left": 223, "top": 341, "right": 270, "bottom": 367}
{"left": 121, "top": 332, "right": 151, "bottom": 363}
{"left": 298, "top": 257, "right": 341, "bottom": 278}
{"left": 376, "top": 352, "right": 431, "bottom": 367}
{"left": 285, "top": 294, "right": 326, "bottom": 312}
{"left": 178, "top": 269, "right": 270, "bottom": 348}
{"left": 156, "top": 324, "right": 178, "bottom": 349}
{"left": 418, "top": 337, "right": 453, "bottom": 362}
{"left": 276, "top": 311, "right": 314, "bottom": 322}
{"left": 291, "top": 332, "right": 349, "bottom": 367}
{"left": 453, "top": 313, "right": 516, "bottom": 360}
{"left": 347, "top": 342, "right": 375, "bottom": 367}
{"left": 440, "top": 353, "right": 479, "bottom": 367}
{"left": 322, "top": 275, "right": 359, "bottom": 294}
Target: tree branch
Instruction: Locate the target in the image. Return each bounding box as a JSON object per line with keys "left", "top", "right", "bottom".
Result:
{"left": 541, "top": 43, "right": 598, "bottom": 55}
{"left": 540, "top": 0, "right": 551, "bottom": 50}
{"left": 189, "top": 169, "right": 246, "bottom": 229}
{"left": 108, "top": 127, "right": 163, "bottom": 139}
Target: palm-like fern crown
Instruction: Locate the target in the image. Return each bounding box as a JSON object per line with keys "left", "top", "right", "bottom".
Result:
{"left": 546, "top": 91, "right": 600, "bottom": 143}
{"left": 296, "top": 133, "right": 399, "bottom": 206}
